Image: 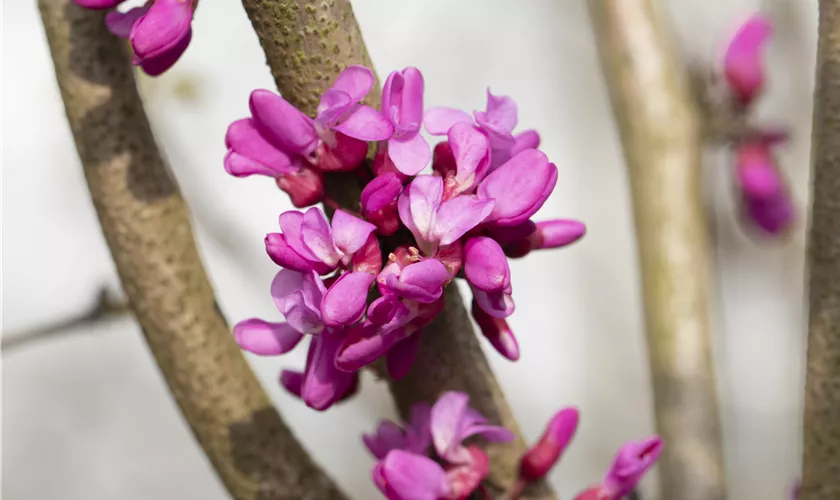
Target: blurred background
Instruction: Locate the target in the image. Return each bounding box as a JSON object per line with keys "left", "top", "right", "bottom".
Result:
{"left": 1, "top": 0, "right": 815, "bottom": 498}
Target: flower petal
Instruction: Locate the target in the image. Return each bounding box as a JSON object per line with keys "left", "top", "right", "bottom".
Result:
{"left": 225, "top": 118, "right": 295, "bottom": 177}
{"left": 301, "top": 207, "right": 340, "bottom": 266}
{"left": 386, "top": 333, "right": 422, "bottom": 380}
{"left": 351, "top": 234, "right": 383, "bottom": 275}
{"left": 331, "top": 210, "right": 377, "bottom": 256}
{"left": 129, "top": 0, "right": 192, "bottom": 60}
{"left": 448, "top": 122, "right": 491, "bottom": 190}
{"left": 233, "top": 318, "right": 304, "bottom": 355}
{"left": 105, "top": 6, "right": 148, "bottom": 39}
{"left": 270, "top": 269, "right": 306, "bottom": 312}
{"left": 276, "top": 164, "right": 325, "bottom": 208}
{"left": 463, "top": 237, "right": 510, "bottom": 292}
{"left": 474, "top": 89, "right": 517, "bottom": 149}
{"left": 471, "top": 300, "right": 519, "bottom": 361}
{"left": 478, "top": 149, "right": 556, "bottom": 226}
{"left": 73, "top": 0, "right": 124, "bottom": 8}
{"left": 423, "top": 107, "right": 472, "bottom": 135}
{"left": 405, "top": 403, "right": 433, "bottom": 454}
{"left": 472, "top": 287, "right": 515, "bottom": 319}
{"left": 321, "top": 271, "right": 375, "bottom": 327}
{"left": 279, "top": 369, "right": 304, "bottom": 398}
{"left": 133, "top": 29, "right": 191, "bottom": 76}
{"left": 250, "top": 90, "right": 319, "bottom": 156}
{"left": 532, "top": 219, "right": 586, "bottom": 249}
{"left": 388, "top": 134, "right": 431, "bottom": 176}
{"left": 384, "top": 67, "right": 425, "bottom": 130}
{"left": 337, "top": 323, "right": 407, "bottom": 372}
{"left": 330, "top": 65, "right": 375, "bottom": 103}
{"left": 381, "top": 450, "right": 450, "bottom": 500}
{"left": 434, "top": 196, "right": 495, "bottom": 246}
{"left": 385, "top": 259, "right": 450, "bottom": 303}
{"left": 362, "top": 173, "right": 404, "bottom": 213}
{"left": 335, "top": 105, "right": 395, "bottom": 141}
{"left": 724, "top": 14, "right": 773, "bottom": 105}
{"left": 364, "top": 420, "right": 409, "bottom": 460}
{"left": 283, "top": 290, "right": 324, "bottom": 335}
{"left": 316, "top": 89, "right": 354, "bottom": 126}
{"left": 301, "top": 333, "right": 356, "bottom": 411}
{"left": 431, "top": 391, "right": 470, "bottom": 460}
{"left": 398, "top": 175, "right": 444, "bottom": 246}
{"left": 603, "top": 437, "right": 664, "bottom": 498}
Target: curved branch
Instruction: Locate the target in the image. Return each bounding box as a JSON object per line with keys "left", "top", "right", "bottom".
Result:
{"left": 587, "top": 1, "right": 726, "bottom": 499}
{"left": 239, "top": 1, "right": 554, "bottom": 497}
{"left": 802, "top": 1, "right": 840, "bottom": 498}
{"left": 38, "top": 2, "right": 348, "bottom": 499}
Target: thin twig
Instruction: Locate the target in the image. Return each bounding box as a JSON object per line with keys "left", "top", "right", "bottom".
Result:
{"left": 587, "top": 1, "right": 727, "bottom": 499}
{"left": 38, "top": 2, "right": 348, "bottom": 498}
{"left": 238, "top": 1, "right": 555, "bottom": 497}
{"left": 801, "top": 1, "right": 840, "bottom": 498}
{"left": 1, "top": 287, "right": 130, "bottom": 351}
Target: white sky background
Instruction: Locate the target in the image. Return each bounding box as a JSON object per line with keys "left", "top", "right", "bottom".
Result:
{"left": 1, "top": 0, "right": 815, "bottom": 498}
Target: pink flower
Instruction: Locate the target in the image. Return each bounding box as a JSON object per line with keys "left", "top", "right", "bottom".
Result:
{"left": 315, "top": 66, "right": 394, "bottom": 145}
{"left": 464, "top": 237, "right": 514, "bottom": 319}
{"left": 601, "top": 437, "right": 663, "bottom": 498}
{"left": 232, "top": 269, "right": 358, "bottom": 411}
{"left": 470, "top": 298, "right": 519, "bottom": 361}
{"left": 424, "top": 89, "right": 541, "bottom": 169}
{"left": 73, "top": 0, "right": 124, "bottom": 9}
{"left": 265, "top": 207, "right": 378, "bottom": 275}
{"left": 366, "top": 392, "right": 514, "bottom": 499}
{"left": 128, "top": 0, "right": 195, "bottom": 77}
{"left": 441, "top": 122, "right": 492, "bottom": 200}
{"left": 361, "top": 173, "right": 404, "bottom": 236}
{"left": 476, "top": 149, "right": 557, "bottom": 228}
{"left": 398, "top": 175, "right": 495, "bottom": 255}
{"left": 724, "top": 14, "right": 773, "bottom": 106}
{"left": 495, "top": 219, "right": 587, "bottom": 258}
{"left": 518, "top": 408, "right": 580, "bottom": 482}
{"left": 735, "top": 142, "right": 794, "bottom": 235}
{"left": 382, "top": 68, "right": 431, "bottom": 175}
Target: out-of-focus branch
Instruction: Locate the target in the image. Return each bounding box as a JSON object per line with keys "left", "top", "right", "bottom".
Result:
{"left": 239, "top": 2, "right": 554, "bottom": 497}
{"left": 801, "top": 1, "right": 840, "bottom": 498}
{"left": 1, "top": 287, "right": 129, "bottom": 352}
{"left": 38, "top": 2, "right": 347, "bottom": 499}
{"left": 587, "top": 2, "right": 726, "bottom": 499}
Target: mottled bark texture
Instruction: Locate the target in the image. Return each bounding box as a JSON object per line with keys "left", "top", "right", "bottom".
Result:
{"left": 588, "top": 2, "right": 726, "bottom": 499}
{"left": 239, "top": 1, "right": 555, "bottom": 498}
{"left": 802, "top": 1, "right": 840, "bottom": 498}
{"left": 38, "top": 2, "right": 347, "bottom": 499}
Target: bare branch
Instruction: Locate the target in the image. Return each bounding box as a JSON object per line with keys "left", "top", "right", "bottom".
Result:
{"left": 37, "top": 1, "right": 348, "bottom": 498}
{"left": 1, "top": 287, "right": 130, "bottom": 351}
{"left": 587, "top": 1, "right": 726, "bottom": 499}
{"left": 801, "top": 1, "right": 840, "bottom": 498}
{"left": 238, "top": 1, "right": 554, "bottom": 497}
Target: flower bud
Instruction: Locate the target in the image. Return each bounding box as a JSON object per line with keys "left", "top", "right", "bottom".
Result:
{"left": 518, "top": 407, "right": 580, "bottom": 482}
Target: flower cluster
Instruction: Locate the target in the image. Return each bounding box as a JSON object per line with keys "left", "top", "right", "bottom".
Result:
{"left": 71, "top": 0, "right": 195, "bottom": 76}
{"left": 227, "top": 65, "right": 585, "bottom": 410}
{"left": 722, "top": 14, "right": 794, "bottom": 235}
{"left": 363, "top": 393, "right": 662, "bottom": 500}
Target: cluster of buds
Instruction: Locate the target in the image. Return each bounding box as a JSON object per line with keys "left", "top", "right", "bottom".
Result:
{"left": 71, "top": 0, "right": 195, "bottom": 76}
{"left": 720, "top": 14, "right": 795, "bottom": 235}
{"left": 364, "top": 392, "right": 661, "bottom": 500}
{"left": 226, "top": 65, "right": 585, "bottom": 410}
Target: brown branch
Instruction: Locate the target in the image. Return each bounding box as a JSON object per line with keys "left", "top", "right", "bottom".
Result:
{"left": 1, "top": 287, "right": 130, "bottom": 351}
{"left": 801, "top": 1, "right": 840, "bottom": 498}
{"left": 239, "top": 2, "right": 554, "bottom": 498}
{"left": 38, "top": 2, "right": 348, "bottom": 499}
{"left": 587, "top": 2, "right": 726, "bottom": 499}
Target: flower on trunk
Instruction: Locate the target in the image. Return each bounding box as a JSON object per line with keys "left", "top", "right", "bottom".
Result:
{"left": 72, "top": 0, "right": 196, "bottom": 76}
{"left": 573, "top": 437, "right": 663, "bottom": 500}
{"left": 367, "top": 392, "right": 514, "bottom": 500}
{"left": 723, "top": 14, "right": 772, "bottom": 106}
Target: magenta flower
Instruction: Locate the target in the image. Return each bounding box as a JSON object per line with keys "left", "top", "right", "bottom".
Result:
{"left": 364, "top": 403, "right": 432, "bottom": 459}
{"left": 476, "top": 149, "right": 557, "bottom": 228}
{"left": 73, "top": 0, "right": 124, "bottom": 8}
{"left": 735, "top": 141, "right": 794, "bottom": 235}
{"left": 232, "top": 269, "right": 358, "bottom": 411}
{"left": 470, "top": 298, "right": 519, "bottom": 361}
{"left": 574, "top": 436, "right": 663, "bottom": 500}
{"left": 424, "top": 89, "right": 541, "bottom": 169}
{"left": 265, "top": 207, "right": 378, "bottom": 275}
{"left": 464, "top": 237, "right": 514, "bottom": 319}
{"left": 315, "top": 66, "right": 394, "bottom": 144}
{"left": 382, "top": 68, "right": 431, "bottom": 176}
{"left": 366, "top": 392, "right": 514, "bottom": 500}
{"left": 496, "top": 219, "right": 587, "bottom": 258}
{"left": 518, "top": 408, "right": 580, "bottom": 482}
{"left": 398, "top": 175, "right": 495, "bottom": 255}
{"left": 378, "top": 257, "right": 452, "bottom": 303}
{"left": 724, "top": 14, "right": 772, "bottom": 106}
{"left": 361, "top": 173, "right": 404, "bottom": 236}
{"left": 129, "top": 0, "right": 195, "bottom": 76}
{"left": 441, "top": 122, "right": 492, "bottom": 200}
{"left": 104, "top": 6, "right": 148, "bottom": 38}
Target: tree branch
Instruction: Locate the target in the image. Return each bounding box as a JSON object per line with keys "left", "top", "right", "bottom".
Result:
{"left": 587, "top": 2, "right": 726, "bottom": 499}
{"left": 38, "top": 2, "right": 348, "bottom": 498}
{"left": 239, "top": 1, "right": 554, "bottom": 497}
{"left": 801, "top": 1, "right": 840, "bottom": 498}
